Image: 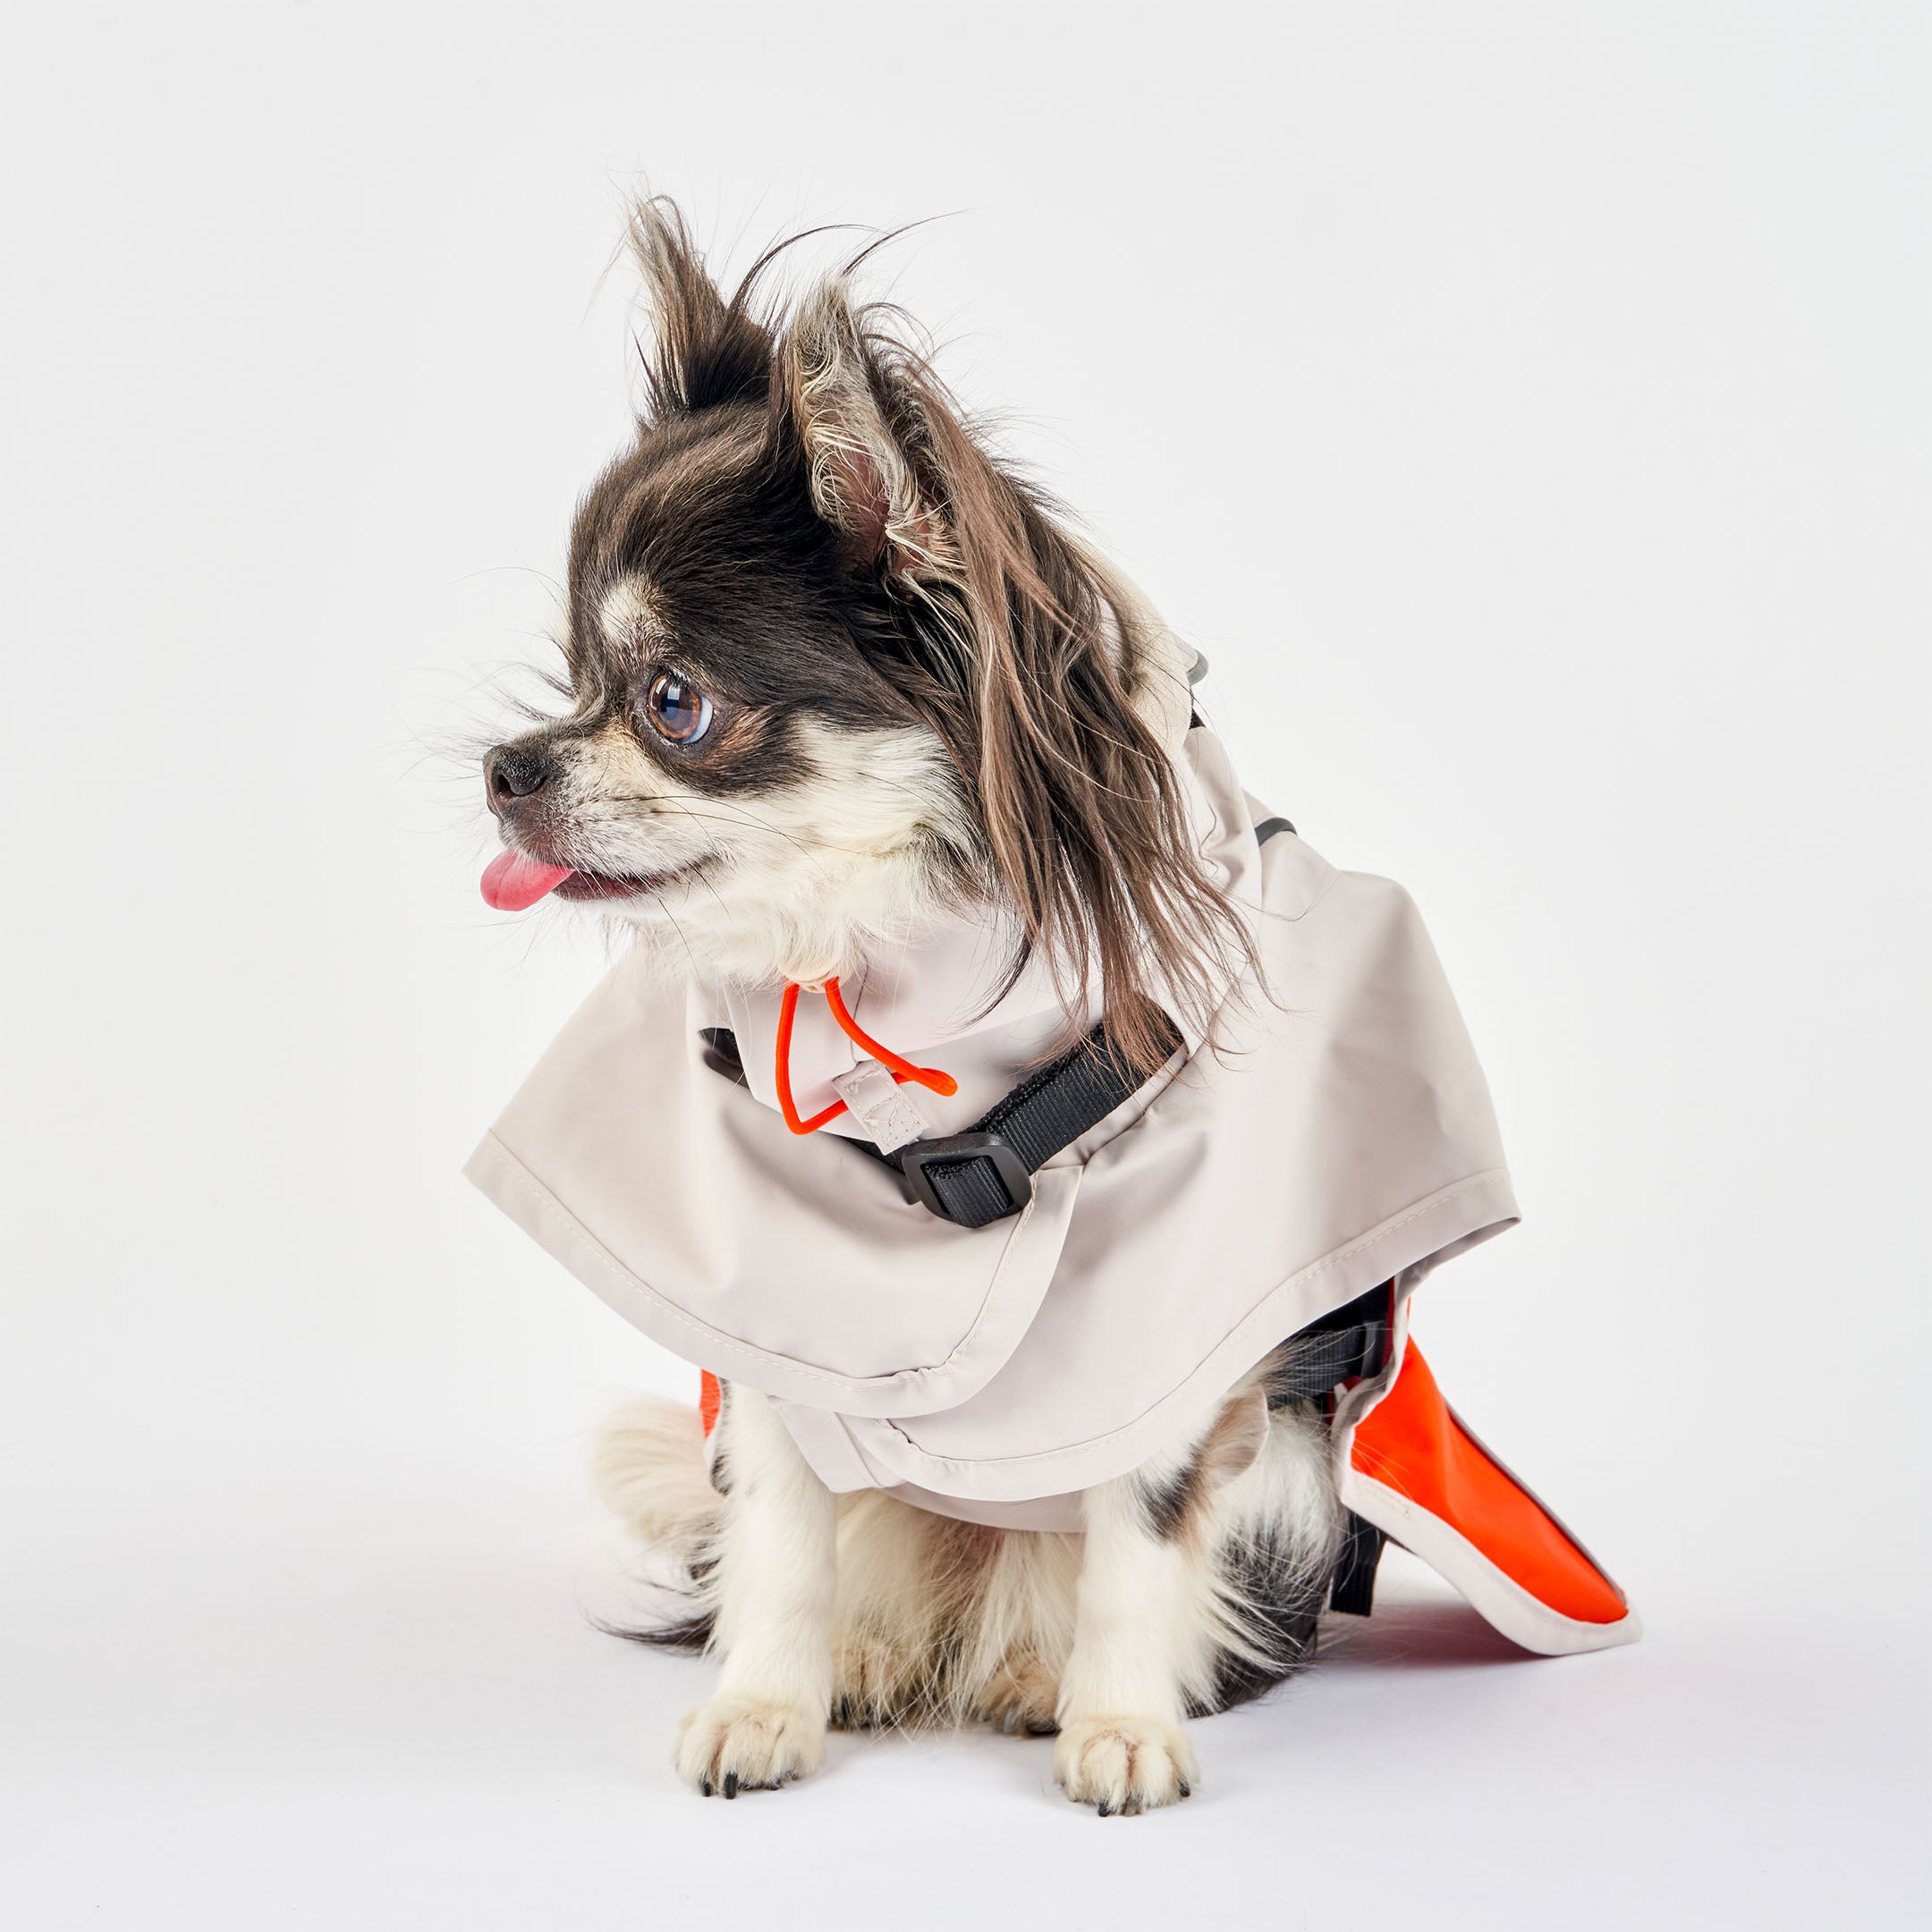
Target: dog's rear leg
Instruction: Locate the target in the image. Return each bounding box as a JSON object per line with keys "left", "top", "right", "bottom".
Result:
{"left": 674, "top": 1385, "right": 836, "bottom": 1797}
{"left": 1053, "top": 1417, "right": 1229, "bottom": 1814}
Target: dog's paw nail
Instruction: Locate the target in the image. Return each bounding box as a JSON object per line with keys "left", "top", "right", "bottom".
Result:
{"left": 676, "top": 1696, "right": 826, "bottom": 1797}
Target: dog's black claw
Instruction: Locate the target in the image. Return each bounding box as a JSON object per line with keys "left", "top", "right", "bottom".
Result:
{"left": 1097, "top": 1801, "right": 1114, "bottom": 1818}
{"left": 1024, "top": 1719, "right": 1058, "bottom": 1737}
{"left": 723, "top": 1772, "right": 739, "bottom": 1800}
{"left": 1122, "top": 1798, "right": 1142, "bottom": 1817}
{"left": 699, "top": 1777, "right": 712, "bottom": 1798}
{"left": 1177, "top": 1780, "right": 1192, "bottom": 1799}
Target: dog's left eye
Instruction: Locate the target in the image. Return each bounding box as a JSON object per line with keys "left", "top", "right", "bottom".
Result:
{"left": 644, "top": 673, "right": 714, "bottom": 747}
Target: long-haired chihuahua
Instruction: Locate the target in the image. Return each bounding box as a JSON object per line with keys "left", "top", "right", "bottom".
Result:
{"left": 468, "top": 200, "right": 1599, "bottom": 1813}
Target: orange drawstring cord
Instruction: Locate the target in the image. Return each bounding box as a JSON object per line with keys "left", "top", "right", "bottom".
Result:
{"left": 774, "top": 977, "right": 958, "bottom": 1135}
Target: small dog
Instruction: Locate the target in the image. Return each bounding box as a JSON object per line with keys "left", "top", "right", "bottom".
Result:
{"left": 470, "top": 200, "right": 1629, "bottom": 1812}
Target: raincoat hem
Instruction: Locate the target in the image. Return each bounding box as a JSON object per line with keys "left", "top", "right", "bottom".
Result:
{"left": 792, "top": 1166, "right": 1520, "bottom": 1505}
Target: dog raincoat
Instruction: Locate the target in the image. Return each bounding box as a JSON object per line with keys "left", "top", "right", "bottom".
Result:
{"left": 467, "top": 691, "right": 1638, "bottom": 1657}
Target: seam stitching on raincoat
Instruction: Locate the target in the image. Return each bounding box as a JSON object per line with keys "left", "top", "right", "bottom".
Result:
{"left": 472, "top": 1131, "right": 1045, "bottom": 1391}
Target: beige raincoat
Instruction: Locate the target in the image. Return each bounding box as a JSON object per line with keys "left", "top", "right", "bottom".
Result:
{"left": 468, "top": 658, "right": 1637, "bottom": 1655}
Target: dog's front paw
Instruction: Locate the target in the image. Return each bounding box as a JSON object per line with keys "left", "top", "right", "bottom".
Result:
{"left": 675, "top": 1696, "right": 826, "bottom": 1797}
{"left": 1054, "top": 1715, "right": 1197, "bottom": 1815}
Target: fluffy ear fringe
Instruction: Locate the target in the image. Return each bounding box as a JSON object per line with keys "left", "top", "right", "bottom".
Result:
{"left": 783, "top": 277, "right": 954, "bottom": 577}
{"left": 625, "top": 198, "right": 773, "bottom": 415}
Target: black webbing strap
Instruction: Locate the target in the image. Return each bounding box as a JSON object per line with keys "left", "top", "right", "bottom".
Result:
{"left": 1264, "top": 1283, "right": 1392, "bottom": 1409}
{"left": 855, "top": 1013, "right": 1184, "bottom": 1229}
{"left": 1328, "top": 1511, "right": 1387, "bottom": 1617}
{"left": 1263, "top": 1321, "right": 1384, "bottom": 1404}
{"left": 1263, "top": 1282, "right": 1392, "bottom": 1618}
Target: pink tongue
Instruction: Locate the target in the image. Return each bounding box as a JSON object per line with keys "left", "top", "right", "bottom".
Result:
{"left": 481, "top": 851, "right": 576, "bottom": 911}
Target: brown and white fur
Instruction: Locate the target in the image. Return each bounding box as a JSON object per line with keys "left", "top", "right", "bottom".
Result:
{"left": 482, "top": 200, "right": 1343, "bottom": 1811}
{"left": 595, "top": 1370, "right": 1339, "bottom": 1811}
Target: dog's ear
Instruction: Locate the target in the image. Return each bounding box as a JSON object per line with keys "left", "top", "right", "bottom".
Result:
{"left": 781, "top": 272, "right": 1251, "bottom": 1079}
{"left": 627, "top": 198, "right": 771, "bottom": 415}
{"left": 782, "top": 277, "right": 954, "bottom": 578}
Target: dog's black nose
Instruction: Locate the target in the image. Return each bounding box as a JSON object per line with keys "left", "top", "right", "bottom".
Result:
{"left": 486, "top": 743, "right": 555, "bottom": 808}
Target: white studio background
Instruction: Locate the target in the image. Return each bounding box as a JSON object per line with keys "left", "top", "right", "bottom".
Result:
{"left": 2, "top": 4, "right": 1925, "bottom": 1928}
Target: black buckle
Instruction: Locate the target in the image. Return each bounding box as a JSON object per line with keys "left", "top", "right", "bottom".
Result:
{"left": 895, "top": 1131, "right": 1033, "bottom": 1224}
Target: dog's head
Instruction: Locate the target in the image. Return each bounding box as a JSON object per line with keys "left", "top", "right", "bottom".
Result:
{"left": 481, "top": 199, "right": 1245, "bottom": 1071}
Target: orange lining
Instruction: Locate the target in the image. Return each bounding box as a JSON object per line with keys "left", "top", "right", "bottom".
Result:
{"left": 1352, "top": 1339, "right": 1628, "bottom": 1624}
{"left": 774, "top": 977, "right": 958, "bottom": 1136}
{"left": 699, "top": 1370, "right": 722, "bottom": 1437}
